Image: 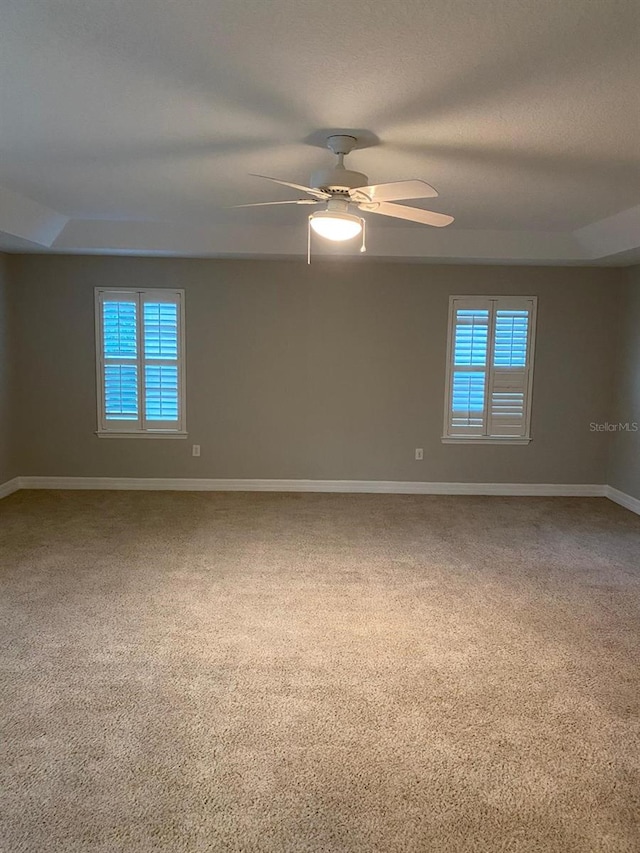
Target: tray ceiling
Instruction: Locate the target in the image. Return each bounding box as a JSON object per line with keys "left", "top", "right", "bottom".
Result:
{"left": 1, "top": 0, "right": 638, "bottom": 262}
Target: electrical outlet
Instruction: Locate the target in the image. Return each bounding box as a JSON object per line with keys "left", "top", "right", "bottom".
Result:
{"left": 192, "top": 444, "right": 201, "bottom": 457}
{"left": 415, "top": 448, "right": 424, "bottom": 461}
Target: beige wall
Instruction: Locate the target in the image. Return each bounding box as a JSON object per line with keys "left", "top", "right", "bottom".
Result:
{"left": 8, "top": 255, "right": 621, "bottom": 484}
{"left": 608, "top": 265, "right": 640, "bottom": 500}
{"left": 0, "top": 254, "right": 17, "bottom": 484}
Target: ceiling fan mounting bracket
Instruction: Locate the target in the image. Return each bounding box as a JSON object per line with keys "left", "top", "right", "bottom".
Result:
{"left": 326, "top": 135, "right": 358, "bottom": 156}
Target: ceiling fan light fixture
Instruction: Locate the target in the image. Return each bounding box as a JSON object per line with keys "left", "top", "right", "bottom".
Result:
{"left": 309, "top": 210, "right": 362, "bottom": 242}
{"left": 241, "top": 134, "right": 453, "bottom": 263}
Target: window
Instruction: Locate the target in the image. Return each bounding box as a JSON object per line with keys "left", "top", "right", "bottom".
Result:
{"left": 443, "top": 296, "right": 537, "bottom": 443}
{"left": 95, "top": 289, "right": 186, "bottom": 437}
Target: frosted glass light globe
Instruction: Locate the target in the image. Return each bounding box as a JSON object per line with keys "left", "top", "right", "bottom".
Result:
{"left": 309, "top": 211, "right": 362, "bottom": 242}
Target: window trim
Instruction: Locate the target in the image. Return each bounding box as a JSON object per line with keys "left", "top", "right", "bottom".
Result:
{"left": 95, "top": 430, "right": 188, "bottom": 439}
{"left": 442, "top": 295, "right": 537, "bottom": 444}
{"left": 94, "top": 288, "right": 187, "bottom": 438}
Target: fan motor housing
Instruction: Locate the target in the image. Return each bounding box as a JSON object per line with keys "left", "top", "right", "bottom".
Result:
{"left": 310, "top": 167, "right": 368, "bottom": 194}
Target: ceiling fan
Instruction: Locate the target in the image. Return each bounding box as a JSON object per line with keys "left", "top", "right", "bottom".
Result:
{"left": 234, "top": 134, "right": 454, "bottom": 261}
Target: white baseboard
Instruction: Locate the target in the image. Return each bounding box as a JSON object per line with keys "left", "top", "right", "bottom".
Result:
{"left": 16, "top": 476, "right": 607, "bottom": 497}
{"left": 605, "top": 486, "right": 640, "bottom": 516}
{"left": 0, "top": 477, "right": 21, "bottom": 500}
{"left": 4, "top": 477, "right": 638, "bottom": 514}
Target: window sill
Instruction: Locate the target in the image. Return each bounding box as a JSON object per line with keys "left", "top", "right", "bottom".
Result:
{"left": 441, "top": 436, "right": 531, "bottom": 445}
{"left": 96, "top": 431, "right": 188, "bottom": 440}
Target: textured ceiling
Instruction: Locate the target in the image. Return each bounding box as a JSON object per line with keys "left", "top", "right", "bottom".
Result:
{"left": 1, "top": 0, "right": 638, "bottom": 260}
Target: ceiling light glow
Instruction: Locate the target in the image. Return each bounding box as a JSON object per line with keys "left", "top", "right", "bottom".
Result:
{"left": 309, "top": 211, "right": 362, "bottom": 242}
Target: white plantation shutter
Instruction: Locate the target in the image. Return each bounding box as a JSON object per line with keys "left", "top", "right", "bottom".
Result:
{"left": 444, "top": 296, "right": 536, "bottom": 441}
{"left": 488, "top": 305, "right": 532, "bottom": 437}
{"left": 96, "top": 289, "right": 185, "bottom": 435}
{"left": 141, "top": 292, "right": 182, "bottom": 430}
{"left": 487, "top": 370, "right": 528, "bottom": 436}
{"left": 451, "top": 371, "right": 486, "bottom": 431}
{"left": 449, "top": 300, "right": 490, "bottom": 436}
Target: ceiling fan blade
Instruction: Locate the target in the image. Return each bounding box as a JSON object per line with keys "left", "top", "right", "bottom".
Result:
{"left": 360, "top": 201, "right": 454, "bottom": 227}
{"left": 249, "top": 174, "right": 331, "bottom": 200}
{"left": 233, "top": 199, "right": 321, "bottom": 207}
{"left": 350, "top": 179, "right": 438, "bottom": 203}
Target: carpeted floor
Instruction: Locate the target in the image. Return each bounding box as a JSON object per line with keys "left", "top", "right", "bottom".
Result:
{"left": 1, "top": 491, "right": 639, "bottom": 853}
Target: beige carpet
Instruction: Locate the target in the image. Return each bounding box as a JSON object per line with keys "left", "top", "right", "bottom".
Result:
{"left": 1, "top": 491, "right": 639, "bottom": 853}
